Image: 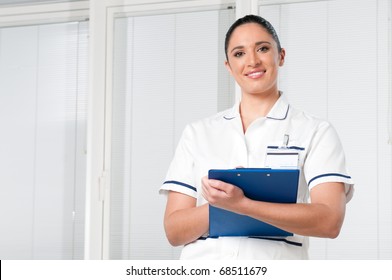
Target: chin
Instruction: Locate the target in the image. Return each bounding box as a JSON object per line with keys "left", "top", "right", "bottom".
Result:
{"left": 245, "top": 89, "right": 273, "bottom": 96}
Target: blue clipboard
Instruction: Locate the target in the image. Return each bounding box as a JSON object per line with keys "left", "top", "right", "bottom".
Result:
{"left": 208, "top": 168, "right": 299, "bottom": 237}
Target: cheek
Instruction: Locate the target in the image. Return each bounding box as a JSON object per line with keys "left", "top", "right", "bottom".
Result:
{"left": 227, "top": 59, "right": 244, "bottom": 73}
{"left": 228, "top": 66, "right": 243, "bottom": 78}
{"left": 267, "top": 59, "right": 281, "bottom": 74}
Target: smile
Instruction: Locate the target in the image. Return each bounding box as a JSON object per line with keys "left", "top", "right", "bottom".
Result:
{"left": 245, "top": 70, "right": 266, "bottom": 79}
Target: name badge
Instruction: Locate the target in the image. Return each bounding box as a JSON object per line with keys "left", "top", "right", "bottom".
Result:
{"left": 265, "top": 148, "right": 299, "bottom": 169}
{"left": 264, "top": 134, "right": 299, "bottom": 169}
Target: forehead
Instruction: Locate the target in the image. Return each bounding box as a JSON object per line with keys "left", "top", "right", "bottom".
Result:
{"left": 228, "top": 23, "right": 274, "bottom": 46}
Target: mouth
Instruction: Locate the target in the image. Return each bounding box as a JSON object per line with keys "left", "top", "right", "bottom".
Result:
{"left": 245, "top": 70, "right": 266, "bottom": 79}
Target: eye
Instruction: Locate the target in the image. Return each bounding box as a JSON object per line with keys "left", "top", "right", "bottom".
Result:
{"left": 258, "top": 46, "right": 270, "bottom": 52}
{"left": 233, "top": 51, "right": 245, "bottom": 58}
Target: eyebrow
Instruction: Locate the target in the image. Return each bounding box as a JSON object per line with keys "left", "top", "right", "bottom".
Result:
{"left": 230, "top": 41, "right": 272, "bottom": 54}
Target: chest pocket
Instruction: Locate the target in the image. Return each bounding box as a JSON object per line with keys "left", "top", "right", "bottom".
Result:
{"left": 265, "top": 144, "right": 305, "bottom": 169}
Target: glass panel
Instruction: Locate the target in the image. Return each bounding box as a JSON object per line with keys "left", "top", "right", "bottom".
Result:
{"left": 110, "top": 8, "right": 235, "bottom": 259}
{"left": 0, "top": 21, "right": 88, "bottom": 259}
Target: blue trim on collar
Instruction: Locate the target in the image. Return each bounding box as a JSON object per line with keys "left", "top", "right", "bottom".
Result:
{"left": 309, "top": 173, "right": 352, "bottom": 186}
{"left": 222, "top": 95, "right": 290, "bottom": 121}
{"left": 267, "top": 104, "right": 290, "bottom": 120}
{"left": 223, "top": 105, "right": 289, "bottom": 121}
{"left": 163, "top": 180, "right": 197, "bottom": 192}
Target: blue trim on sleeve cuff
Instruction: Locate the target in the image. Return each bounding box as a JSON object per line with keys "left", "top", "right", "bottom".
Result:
{"left": 163, "top": 180, "right": 197, "bottom": 192}
{"left": 309, "top": 173, "right": 352, "bottom": 186}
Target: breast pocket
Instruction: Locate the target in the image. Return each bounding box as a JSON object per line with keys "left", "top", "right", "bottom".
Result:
{"left": 265, "top": 144, "right": 305, "bottom": 169}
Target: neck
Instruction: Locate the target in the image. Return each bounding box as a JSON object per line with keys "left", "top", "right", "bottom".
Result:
{"left": 240, "top": 90, "right": 280, "bottom": 132}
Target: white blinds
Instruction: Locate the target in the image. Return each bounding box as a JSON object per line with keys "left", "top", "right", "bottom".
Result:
{"left": 110, "top": 9, "right": 235, "bottom": 259}
{"left": 0, "top": 21, "right": 88, "bottom": 259}
{"left": 260, "top": 0, "right": 392, "bottom": 259}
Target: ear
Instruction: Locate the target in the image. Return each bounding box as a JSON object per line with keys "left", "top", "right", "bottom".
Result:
{"left": 279, "top": 48, "right": 286, "bottom": 66}
{"left": 224, "top": 60, "right": 233, "bottom": 76}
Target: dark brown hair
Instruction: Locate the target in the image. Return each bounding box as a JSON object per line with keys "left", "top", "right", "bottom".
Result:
{"left": 224, "top": 14, "right": 282, "bottom": 60}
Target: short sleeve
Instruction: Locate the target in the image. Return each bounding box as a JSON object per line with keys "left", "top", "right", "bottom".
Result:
{"left": 159, "top": 125, "right": 197, "bottom": 198}
{"left": 304, "top": 122, "right": 354, "bottom": 202}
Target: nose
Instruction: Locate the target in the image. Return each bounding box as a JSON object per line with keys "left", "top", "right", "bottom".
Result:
{"left": 247, "top": 51, "right": 261, "bottom": 67}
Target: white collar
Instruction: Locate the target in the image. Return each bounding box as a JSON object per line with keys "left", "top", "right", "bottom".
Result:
{"left": 223, "top": 92, "right": 290, "bottom": 121}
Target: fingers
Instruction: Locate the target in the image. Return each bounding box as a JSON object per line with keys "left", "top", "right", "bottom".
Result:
{"left": 202, "top": 177, "right": 219, "bottom": 203}
{"left": 202, "top": 177, "right": 222, "bottom": 204}
{"left": 201, "top": 175, "right": 246, "bottom": 213}
{"left": 202, "top": 177, "right": 241, "bottom": 207}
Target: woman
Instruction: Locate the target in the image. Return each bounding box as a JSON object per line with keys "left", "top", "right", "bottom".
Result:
{"left": 160, "top": 15, "right": 354, "bottom": 259}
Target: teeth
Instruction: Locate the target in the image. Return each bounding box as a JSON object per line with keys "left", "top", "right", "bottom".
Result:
{"left": 247, "top": 71, "right": 263, "bottom": 77}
